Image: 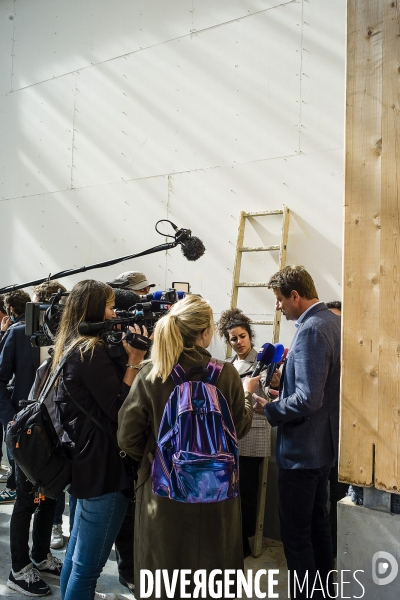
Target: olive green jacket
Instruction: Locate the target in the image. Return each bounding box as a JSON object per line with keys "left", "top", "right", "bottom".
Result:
{"left": 117, "top": 346, "right": 253, "bottom": 599}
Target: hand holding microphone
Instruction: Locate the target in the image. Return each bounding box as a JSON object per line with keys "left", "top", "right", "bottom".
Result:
{"left": 250, "top": 343, "right": 276, "bottom": 377}
{"left": 241, "top": 342, "right": 275, "bottom": 395}
{"left": 243, "top": 374, "right": 261, "bottom": 394}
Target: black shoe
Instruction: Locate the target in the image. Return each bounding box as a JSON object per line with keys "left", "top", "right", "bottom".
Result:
{"left": 119, "top": 574, "right": 135, "bottom": 595}
{"left": 7, "top": 564, "right": 51, "bottom": 597}
{"left": 32, "top": 553, "right": 62, "bottom": 579}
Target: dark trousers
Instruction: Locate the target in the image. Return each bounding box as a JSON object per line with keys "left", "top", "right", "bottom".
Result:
{"left": 1, "top": 418, "right": 16, "bottom": 488}
{"left": 6, "top": 447, "right": 16, "bottom": 489}
{"left": 53, "top": 491, "right": 66, "bottom": 526}
{"left": 278, "top": 464, "right": 334, "bottom": 600}
{"left": 10, "top": 465, "right": 57, "bottom": 572}
{"left": 115, "top": 497, "right": 135, "bottom": 584}
{"left": 239, "top": 455, "right": 263, "bottom": 553}
{"left": 329, "top": 462, "right": 348, "bottom": 558}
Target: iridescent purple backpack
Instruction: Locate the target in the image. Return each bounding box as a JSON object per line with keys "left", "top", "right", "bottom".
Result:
{"left": 151, "top": 359, "right": 239, "bottom": 503}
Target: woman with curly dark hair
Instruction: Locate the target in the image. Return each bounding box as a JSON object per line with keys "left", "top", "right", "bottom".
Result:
{"left": 218, "top": 308, "right": 278, "bottom": 558}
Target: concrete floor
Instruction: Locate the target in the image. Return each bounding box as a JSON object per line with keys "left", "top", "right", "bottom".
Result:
{"left": 0, "top": 462, "right": 288, "bottom": 600}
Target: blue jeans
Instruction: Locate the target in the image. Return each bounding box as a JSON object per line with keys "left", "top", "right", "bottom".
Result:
{"left": 68, "top": 493, "right": 76, "bottom": 534}
{"left": 60, "top": 492, "right": 129, "bottom": 600}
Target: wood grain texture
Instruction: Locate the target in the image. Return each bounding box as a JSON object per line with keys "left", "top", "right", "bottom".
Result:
{"left": 375, "top": 0, "right": 400, "bottom": 492}
{"left": 340, "top": 0, "right": 383, "bottom": 485}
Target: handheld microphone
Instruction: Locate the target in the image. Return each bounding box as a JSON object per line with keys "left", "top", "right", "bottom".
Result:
{"left": 264, "top": 344, "right": 285, "bottom": 387}
{"left": 250, "top": 343, "right": 276, "bottom": 377}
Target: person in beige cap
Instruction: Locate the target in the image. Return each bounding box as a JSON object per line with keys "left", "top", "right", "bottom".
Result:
{"left": 108, "top": 271, "right": 155, "bottom": 295}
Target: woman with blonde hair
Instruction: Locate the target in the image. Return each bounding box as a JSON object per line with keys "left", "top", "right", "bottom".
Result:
{"left": 51, "top": 279, "right": 148, "bottom": 600}
{"left": 118, "top": 294, "right": 256, "bottom": 599}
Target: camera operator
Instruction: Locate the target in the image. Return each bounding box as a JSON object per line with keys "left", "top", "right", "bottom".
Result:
{"left": 51, "top": 280, "right": 148, "bottom": 600}
{"left": 0, "top": 294, "right": 10, "bottom": 346}
{"left": 106, "top": 286, "right": 142, "bottom": 594}
{"left": 0, "top": 295, "right": 7, "bottom": 475}
{"left": 108, "top": 270, "right": 155, "bottom": 295}
{"left": 5, "top": 282, "right": 67, "bottom": 597}
{"left": 30, "top": 281, "right": 69, "bottom": 551}
{"left": 68, "top": 285, "right": 141, "bottom": 595}
{"left": 0, "top": 289, "right": 33, "bottom": 502}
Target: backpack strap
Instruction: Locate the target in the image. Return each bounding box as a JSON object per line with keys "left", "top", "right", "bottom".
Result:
{"left": 206, "top": 358, "right": 224, "bottom": 385}
{"left": 206, "top": 359, "right": 237, "bottom": 440}
{"left": 38, "top": 349, "right": 75, "bottom": 404}
{"left": 170, "top": 363, "right": 186, "bottom": 386}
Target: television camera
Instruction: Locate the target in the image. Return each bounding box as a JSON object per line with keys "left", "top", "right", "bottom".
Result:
{"left": 25, "top": 287, "right": 188, "bottom": 358}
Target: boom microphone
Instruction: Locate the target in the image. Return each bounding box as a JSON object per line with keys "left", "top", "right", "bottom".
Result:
{"left": 250, "top": 343, "right": 276, "bottom": 377}
{"left": 180, "top": 235, "right": 206, "bottom": 261}
{"left": 162, "top": 221, "right": 206, "bottom": 262}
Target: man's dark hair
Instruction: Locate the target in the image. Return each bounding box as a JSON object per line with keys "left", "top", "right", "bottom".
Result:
{"left": 217, "top": 308, "right": 255, "bottom": 345}
{"left": 326, "top": 300, "right": 341, "bottom": 311}
{"left": 4, "top": 290, "right": 31, "bottom": 316}
{"left": 267, "top": 265, "right": 318, "bottom": 299}
{"left": 32, "top": 280, "right": 67, "bottom": 302}
{"left": 0, "top": 294, "right": 5, "bottom": 314}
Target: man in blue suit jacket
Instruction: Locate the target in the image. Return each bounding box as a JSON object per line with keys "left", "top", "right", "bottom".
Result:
{"left": 255, "top": 266, "right": 341, "bottom": 600}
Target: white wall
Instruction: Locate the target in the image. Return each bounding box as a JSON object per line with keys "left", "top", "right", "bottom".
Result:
{"left": 0, "top": 0, "right": 346, "bottom": 357}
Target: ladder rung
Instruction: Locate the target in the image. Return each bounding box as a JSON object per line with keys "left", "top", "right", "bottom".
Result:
{"left": 249, "top": 320, "right": 274, "bottom": 325}
{"left": 236, "top": 283, "right": 269, "bottom": 287}
{"left": 244, "top": 210, "right": 283, "bottom": 217}
{"left": 239, "top": 245, "right": 280, "bottom": 252}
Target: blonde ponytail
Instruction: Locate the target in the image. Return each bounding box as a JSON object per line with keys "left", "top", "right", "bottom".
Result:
{"left": 147, "top": 295, "right": 214, "bottom": 382}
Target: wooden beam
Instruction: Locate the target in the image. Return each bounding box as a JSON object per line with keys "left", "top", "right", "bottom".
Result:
{"left": 340, "top": 0, "right": 383, "bottom": 486}
{"left": 375, "top": 0, "right": 400, "bottom": 493}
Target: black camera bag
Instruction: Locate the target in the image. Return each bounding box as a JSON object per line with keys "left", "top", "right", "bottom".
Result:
{"left": 5, "top": 351, "right": 75, "bottom": 500}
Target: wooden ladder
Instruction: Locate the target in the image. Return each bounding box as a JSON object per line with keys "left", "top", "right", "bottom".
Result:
{"left": 228, "top": 206, "right": 290, "bottom": 557}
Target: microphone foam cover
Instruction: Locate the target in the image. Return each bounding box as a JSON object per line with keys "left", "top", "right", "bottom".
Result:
{"left": 272, "top": 343, "right": 285, "bottom": 363}
{"left": 113, "top": 288, "right": 141, "bottom": 310}
{"left": 256, "top": 343, "right": 276, "bottom": 365}
{"left": 180, "top": 236, "right": 206, "bottom": 261}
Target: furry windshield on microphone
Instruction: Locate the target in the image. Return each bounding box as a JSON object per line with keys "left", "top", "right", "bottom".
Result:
{"left": 112, "top": 288, "right": 141, "bottom": 310}
{"left": 180, "top": 236, "right": 206, "bottom": 261}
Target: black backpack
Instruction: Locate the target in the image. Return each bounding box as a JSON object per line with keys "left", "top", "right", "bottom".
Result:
{"left": 5, "top": 352, "right": 73, "bottom": 500}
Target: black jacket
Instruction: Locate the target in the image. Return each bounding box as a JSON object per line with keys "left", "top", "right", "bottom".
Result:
{"left": 0, "top": 316, "right": 40, "bottom": 428}
{"left": 54, "top": 344, "right": 132, "bottom": 499}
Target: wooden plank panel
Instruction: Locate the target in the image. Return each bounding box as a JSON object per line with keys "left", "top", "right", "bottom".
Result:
{"left": 375, "top": 0, "right": 400, "bottom": 493}
{"left": 340, "top": 0, "right": 383, "bottom": 485}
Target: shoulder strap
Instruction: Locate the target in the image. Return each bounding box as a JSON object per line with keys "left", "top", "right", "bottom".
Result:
{"left": 38, "top": 349, "right": 75, "bottom": 404}
{"left": 60, "top": 378, "right": 124, "bottom": 455}
{"left": 170, "top": 363, "right": 186, "bottom": 386}
{"left": 206, "top": 358, "right": 224, "bottom": 385}
{"left": 206, "top": 359, "right": 236, "bottom": 439}
{"left": 171, "top": 359, "right": 224, "bottom": 387}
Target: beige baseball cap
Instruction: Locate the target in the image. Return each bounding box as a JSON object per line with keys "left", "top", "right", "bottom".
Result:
{"left": 107, "top": 271, "right": 155, "bottom": 291}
